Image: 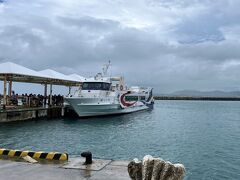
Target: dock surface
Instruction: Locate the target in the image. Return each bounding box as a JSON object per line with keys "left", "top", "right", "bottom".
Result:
{"left": 0, "top": 158, "right": 130, "bottom": 180}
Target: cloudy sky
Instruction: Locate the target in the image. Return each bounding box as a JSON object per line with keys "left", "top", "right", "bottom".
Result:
{"left": 1, "top": 0, "right": 240, "bottom": 94}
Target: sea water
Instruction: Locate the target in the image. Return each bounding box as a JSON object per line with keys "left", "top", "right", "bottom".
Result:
{"left": 0, "top": 100, "right": 239, "bottom": 179}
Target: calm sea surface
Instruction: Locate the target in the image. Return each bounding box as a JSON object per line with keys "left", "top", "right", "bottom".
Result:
{"left": 0, "top": 100, "right": 240, "bottom": 179}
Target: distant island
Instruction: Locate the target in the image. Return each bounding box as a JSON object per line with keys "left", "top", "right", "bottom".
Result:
{"left": 154, "top": 90, "right": 240, "bottom": 101}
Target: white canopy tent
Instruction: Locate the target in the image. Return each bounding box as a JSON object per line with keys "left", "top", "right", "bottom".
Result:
{"left": 0, "top": 62, "right": 48, "bottom": 82}
{"left": 0, "top": 62, "right": 82, "bottom": 85}
{"left": 39, "top": 69, "right": 78, "bottom": 82}
{"left": 39, "top": 69, "right": 83, "bottom": 104}
{"left": 0, "top": 62, "right": 83, "bottom": 106}
{"left": 68, "top": 73, "right": 85, "bottom": 82}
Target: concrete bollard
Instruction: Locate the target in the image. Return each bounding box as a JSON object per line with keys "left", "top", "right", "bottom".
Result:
{"left": 128, "top": 155, "right": 186, "bottom": 180}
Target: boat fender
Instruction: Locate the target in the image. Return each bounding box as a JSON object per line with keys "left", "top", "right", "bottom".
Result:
{"left": 120, "top": 85, "right": 124, "bottom": 91}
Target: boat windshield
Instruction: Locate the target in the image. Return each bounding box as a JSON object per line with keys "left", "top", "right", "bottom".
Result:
{"left": 82, "top": 82, "right": 111, "bottom": 91}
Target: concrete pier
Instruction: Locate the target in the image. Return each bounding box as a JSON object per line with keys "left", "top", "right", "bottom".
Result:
{"left": 0, "top": 158, "right": 130, "bottom": 180}
{"left": 0, "top": 106, "right": 64, "bottom": 123}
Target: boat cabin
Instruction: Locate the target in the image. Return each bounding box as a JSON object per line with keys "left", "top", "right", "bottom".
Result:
{"left": 82, "top": 82, "right": 111, "bottom": 91}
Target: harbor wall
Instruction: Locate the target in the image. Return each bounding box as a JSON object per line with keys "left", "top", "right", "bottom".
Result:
{"left": 0, "top": 107, "right": 64, "bottom": 123}
{"left": 154, "top": 96, "right": 240, "bottom": 101}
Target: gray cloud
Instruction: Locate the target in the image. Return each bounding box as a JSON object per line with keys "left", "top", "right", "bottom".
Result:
{"left": 1, "top": 0, "right": 240, "bottom": 94}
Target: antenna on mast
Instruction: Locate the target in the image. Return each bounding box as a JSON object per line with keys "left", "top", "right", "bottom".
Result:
{"left": 102, "top": 60, "right": 111, "bottom": 76}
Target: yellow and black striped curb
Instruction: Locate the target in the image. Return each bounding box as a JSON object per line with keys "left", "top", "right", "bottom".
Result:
{"left": 0, "top": 149, "right": 68, "bottom": 161}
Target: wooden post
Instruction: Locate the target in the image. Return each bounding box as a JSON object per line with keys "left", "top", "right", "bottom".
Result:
{"left": 49, "top": 84, "right": 52, "bottom": 106}
{"left": 3, "top": 75, "right": 7, "bottom": 107}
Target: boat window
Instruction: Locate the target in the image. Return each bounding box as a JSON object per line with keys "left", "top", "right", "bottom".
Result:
{"left": 82, "top": 82, "right": 111, "bottom": 90}
{"left": 125, "top": 96, "right": 145, "bottom": 101}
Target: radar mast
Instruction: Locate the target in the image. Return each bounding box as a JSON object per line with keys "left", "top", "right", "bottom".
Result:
{"left": 102, "top": 60, "right": 111, "bottom": 77}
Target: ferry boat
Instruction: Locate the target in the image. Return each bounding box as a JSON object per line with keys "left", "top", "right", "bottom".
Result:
{"left": 65, "top": 62, "right": 154, "bottom": 117}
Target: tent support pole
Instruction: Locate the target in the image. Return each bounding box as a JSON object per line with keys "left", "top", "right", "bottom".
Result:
{"left": 68, "top": 86, "right": 71, "bottom": 95}
{"left": 8, "top": 80, "right": 12, "bottom": 96}
{"left": 3, "top": 75, "right": 7, "bottom": 107}
{"left": 44, "top": 84, "right": 47, "bottom": 106}
{"left": 49, "top": 84, "right": 53, "bottom": 106}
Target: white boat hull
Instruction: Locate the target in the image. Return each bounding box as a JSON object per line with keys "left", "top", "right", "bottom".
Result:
{"left": 65, "top": 98, "right": 149, "bottom": 117}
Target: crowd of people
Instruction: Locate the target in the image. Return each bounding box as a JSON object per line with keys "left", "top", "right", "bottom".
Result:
{"left": 0, "top": 91, "right": 64, "bottom": 108}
